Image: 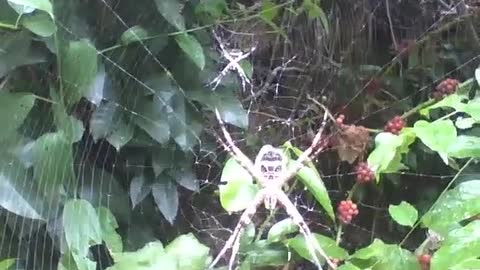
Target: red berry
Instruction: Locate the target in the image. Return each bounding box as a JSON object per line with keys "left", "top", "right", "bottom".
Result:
{"left": 433, "top": 78, "right": 459, "bottom": 100}
{"left": 337, "top": 200, "right": 359, "bottom": 224}
{"left": 384, "top": 116, "right": 405, "bottom": 134}
{"left": 418, "top": 254, "right": 431, "bottom": 270}
{"left": 354, "top": 162, "right": 375, "bottom": 183}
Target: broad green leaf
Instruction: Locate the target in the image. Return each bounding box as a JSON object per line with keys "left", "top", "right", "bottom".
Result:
{"left": 388, "top": 201, "right": 418, "bottom": 227}
{"left": 30, "top": 132, "right": 75, "bottom": 197}
{"left": 0, "top": 31, "right": 46, "bottom": 77}
{"left": 285, "top": 143, "right": 335, "bottom": 220}
{"left": 21, "top": 11, "right": 56, "bottom": 37}
{"left": 431, "top": 221, "right": 480, "bottom": 270}
{"left": 286, "top": 233, "right": 348, "bottom": 263}
{"left": 422, "top": 180, "right": 480, "bottom": 234}
{"left": 78, "top": 164, "right": 131, "bottom": 224}
{"left": 175, "top": 33, "right": 205, "bottom": 70}
{"left": 413, "top": 120, "right": 456, "bottom": 163}
{"left": 267, "top": 218, "right": 298, "bottom": 243}
{"left": 194, "top": 0, "right": 227, "bottom": 19}
{"left": 133, "top": 97, "right": 170, "bottom": 144}
{"left": 301, "top": 0, "right": 329, "bottom": 33}
{"left": 108, "top": 242, "right": 177, "bottom": 270}
{"left": 50, "top": 88, "right": 84, "bottom": 143}
{"left": 451, "top": 259, "right": 480, "bottom": 269}
{"left": 120, "top": 25, "right": 149, "bottom": 45}
{"left": 187, "top": 89, "right": 248, "bottom": 128}
{"left": 171, "top": 168, "right": 199, "bottom": 192}
{"left": 165, "top": 233, "right": 211, "bottom": 270}
{"left": 97, "top": 207, "right": 123, "bottom": 253}
{"left": 447, "top": 135, "right": 480, "bottom": 158}
{"left": 242, "top": 241, "right": 289, "bottom": 267}
{"left": 0, "top": 92, "right": 35, "bottom": 141}
{"left": 152, "top": 179, "right": 178, "bottom": 224}
{"left": 464, "top": 99, "right": 480, "bottom": 120}
{"left": 337, "top": 262, "right": 361, "bottom": 270}
{"left": 152, "top": 149, "right": 174, "bottom": 176}
{"left": 7, "top": 0, "right": 53, "bottom": 17}
{"left": 239, "top": 223, "right": 256, "bottom": 251}
{"left": 0, "top": 258, "right": 15, "bottom": 270}
{"left": 63, "top": 199, "right": 102, "bottom": 257}
{"left": 58, "top": 252, "right": 96, "bottom": 270}
{"left": 60, "top": 39, "right": 98, "bottom": 108}
{"left": 153, "top": 0, "right": 185, "bottom": 31}
{"left": 0, "top": 164, "right": 43, "bottom": 220}
{"left": 168, "top": 93, "right": 202, "bottom": 151}
{"left": 219, "top": 158, "right": 259, "bottom": 212}
{"left": 350, "top": 239, "right": 420, "bottom": 270}
{"left": 420, "top": 94, "right": 465, "bottom": 117}
{"left": 129, "top": 175, "right": 151, "bottom": 208}
{"left": 90, "top": 101, "right": 133, "bottom": 151}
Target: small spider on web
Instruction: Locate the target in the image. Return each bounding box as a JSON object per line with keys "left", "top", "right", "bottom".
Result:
{"left": 209, "top": 104, "right": 337, "bottom": 270}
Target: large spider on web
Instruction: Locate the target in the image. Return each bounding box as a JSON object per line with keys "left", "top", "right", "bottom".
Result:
{"left": 209, "top": 106, "right": 337, "bottom": 270}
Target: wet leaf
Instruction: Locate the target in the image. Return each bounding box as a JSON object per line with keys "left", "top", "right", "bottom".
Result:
{"left": 7, "top": 0, "right": 53, "bottom": 17}
{"left": 267, "top": 218, "right": 298, "bottom": 243}
{"left": 413, "top": 120, "right": 456, "bottom": 163}
{"left": 165, "top": 233, "right": 211, "bottom": 270}
{"left": 219, "top": 157, "right": 259, "bottom": 212}
{"left": 21, "top": 11, "right": 56, "bottom": 37}
{"left": 129, "top": 175, "right": 151, "bottom": 209}
{"left": 447, "top": 135, "right": 480, "bottom": 158}
{"left": 152, "top": 179, "right": 178, "bottom": 224}
{"left": 286, "top": 233, "right": 348, "bottom": 263}
{"left": 422, "top": 180, "right": 480, "bottom": 235}
{"left": 389, "top": 201, "right": 418, "bottom": 227}
{"left": 108, "top": 242, "right": 177, "bottom": 270}
{"left": 97, "top": 207, "right": 123, "bottom": 253}
{"left": 120, "top": 25, "right": 149, "bottom": 45}
{"left": 154, "top": 0, "right": 185, "bottom": 31}
{"left": 175, "top": 33, "right": 205, "bottom": 70}
{"left": 63, "top": 199, "right": 102, "bottom": 257}
{"left": 0, "top": 92, "right": 35, "bottom": 141}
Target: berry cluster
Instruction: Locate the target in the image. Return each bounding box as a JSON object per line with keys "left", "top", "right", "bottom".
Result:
{"left": 384, "top": 116, "right": 406, "bottom": 135}
{"left": 418, "top": 254, "right": 431, "bottom": 270}
{"left": 337, "top": 200, "right": 359, "bottom": 224}
{"left": 432, "top": 78, "right": 459, "bottom": 100}
{"left": 355, "top": 162, "right": 375, "bottom": 184}
{"left": 336, "top": 114, "right": 345, "bottom": 126}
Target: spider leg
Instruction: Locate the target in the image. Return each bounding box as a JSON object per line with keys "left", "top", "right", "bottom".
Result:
{"left": 209, "top": 190, "right": 266, "bottom": 269}
{"left": 214, "top": 108, "right": 267, "bottom": 186}
{"left": 275, "top": 190, "right": 336, "bottom": 270}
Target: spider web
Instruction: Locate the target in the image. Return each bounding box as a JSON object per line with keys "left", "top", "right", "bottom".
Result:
{"left": 0, "top": 1, "right": 479, "bottom": 269}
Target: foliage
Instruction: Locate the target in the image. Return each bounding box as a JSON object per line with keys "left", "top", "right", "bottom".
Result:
{"left": 1, "top": 0, "right": 480, "bottom": 269}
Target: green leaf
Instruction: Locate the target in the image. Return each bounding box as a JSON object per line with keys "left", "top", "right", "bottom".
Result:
{"left": 447, "top": 135, "right": 480, "bottom": 158}
{"left": 129, "top": 175, "right": 151, "bottom": 209}
{"left": 152, "top": 179, "right": 178, "bottom": 224}
{"left": 0, "top": 92, "right": 35, "bottom": 141}
{"left": 475, "top": 66, "right": 480, "bottom": 86}
{"left": 194, "top": 0, "right": 227, "bottom": 19}
{"left": 413, "top": 120, "right": 457, "bottom": 163}
{"left": 367, "top": 131, "right": 415, "bottom": 179}
{"left": 97, "top": 207, "right": 123, "bottom": 253}
{"left": 175, "top": 33, "right": 205, "bottom": 70}
{"left": 153, "top": 0, "right": 185, "bottom": 31}
{"left": 63, "top": 199, "right": 102, "bottom": 257}
{"left": 388, "top": 201, "right": 418, "bottom": 227}
{"left": 286, "top": 144, "right": 335, "bottom": 220}
{"left": 0, "top": 31, "right": 46, "bottom": 77}
{"left": 219, "top": 158, "right": 259, "bottom": 212}
{"left": 50, "top": 88, "right": 84, "bottom": 143}
{"left": 171, "top": 168, "right": 199, "bottom": 192}
{"left": 420, "top": 94, "right": 465, "bottom": 118}
{"left": 165, "top": 233, "right": 211, "bottom": 270}
{"left": 133, "top": 97, "right": 170, "bottom": 144}
{"left": 90, "top": 101, "right": 133, "bottom": 151}
{"left": 7, "top": 0, "right": 53, "bottom": 17}
{"left": 337, "top": 262, "right": 361, "bottom": 270}
{"left": 21, "top": 11, "right": 56, "bottom": 37}
{"left": 108, "top": 242, "right": 177, "bottom": 270}
{"left": 242, "top": 241, "right": 289, "bottom": 267}
{"left": 431, "top": 221, "right": 480, "bottom": 270}
{"left": 422, "top": 180, "right": 480, "bottom": 235}
{"left": 187, "top": 89, "right": 248, "bottom": 128}
{"left": 60, "top": 39, "right": 98, "bottom": 108}
{"left": 451, "top": 259, "right": 480, "bottom": 269}
{"left": 260, "top": 0, "right": 280, "bottom": 22}
{"left": 300, "top": 0, "right": 329, "bottom": 33}
{"left": 120, "top": 25, "right": 149, "bottom": 45}
{"left": 30, "top": 132, "right": 75, "bottom": 197}
{"left": 267, "top": 218, "right": 298, "bottom": 243}
{"left": 168, "top": 93, "right": 202, "bottom": 151}
{"left": 0, "top": 258, "right": 16, "bottom": 270}
{"left": 286, "top": 233, "right": 348, "bottom": 263}
{"left": 350, "top": 239, "right": 420, "bottom": 270}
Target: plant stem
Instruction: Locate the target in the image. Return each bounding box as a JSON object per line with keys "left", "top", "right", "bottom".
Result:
{"left": 401, "top": 98, "right": 436, "bottom": 119}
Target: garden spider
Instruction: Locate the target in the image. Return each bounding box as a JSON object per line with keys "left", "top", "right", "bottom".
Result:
{"left": 209, "top": 107, "right": 337, "bottom": 270}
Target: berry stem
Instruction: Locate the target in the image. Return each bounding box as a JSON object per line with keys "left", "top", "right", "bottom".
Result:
{"left": 401, "top": 98, "right": 436, "bottom": 119}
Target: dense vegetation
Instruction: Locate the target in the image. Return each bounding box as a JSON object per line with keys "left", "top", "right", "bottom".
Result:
{"left": 0, "top": 0, "right": 480, "bottom": 269}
